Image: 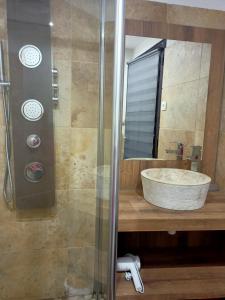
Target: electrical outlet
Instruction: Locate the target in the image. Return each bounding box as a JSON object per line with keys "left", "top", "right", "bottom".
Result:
{"left": 161, "top": 101, "right": 167, "bottom": 111}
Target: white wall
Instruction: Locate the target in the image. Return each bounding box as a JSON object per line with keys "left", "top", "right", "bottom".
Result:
{"left": 132, "top": 38, "right": 161, "bottom": 58}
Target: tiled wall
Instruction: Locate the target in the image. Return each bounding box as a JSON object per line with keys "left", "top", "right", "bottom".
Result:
{"left": 0, "top": 0, "right": 100, "bottom": 299}
{"left": 158, "top": 40, "right": 211, "bottom": 160}
{"left": 126, "top": 0, "right": 225, "bottom": 189}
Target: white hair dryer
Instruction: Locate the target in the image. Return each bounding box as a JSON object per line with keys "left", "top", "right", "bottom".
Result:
{"left": 116, "top": 254, "right": 144, "bottom": 293}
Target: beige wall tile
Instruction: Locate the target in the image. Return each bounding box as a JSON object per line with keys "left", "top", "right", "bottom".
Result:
{"left": 126, "top": 0, "right": 225, "bottom": 30}
{"left": 53, "top": 59, "right": 72, "bottom": 127}
{"left": 158, "top": 129, "right": 194, "bottom": 159}
{"left": 0, "top": 0, "right": 6, "bottom": 39}
{"left": 126, "top": 0, "right": 167, "bottom": 22}
{"left": 104, "top": 129, "right": 112, "bottom": 164}
{"left": 51, "top": 0, "right": 72, "bottom": 61}
{"left": 167, "top": 4, "right": 225, "bottom": 30}
{"left": 66, "top": 246, "right": 94, "bottom": 291}
{"left": 71, "top": 6, "right": 99, "bottom": 63}
{"left": 196, "top": 77, "right": 209, "bottom": 131}
{"left": 54, "top": 127, "right": 71, "bottom": 190}
{"left": 71, "top": 62, "right": 99, "bottom": 128}
{"left": 160, "top": 80, "right": 199, "bottom": 131}
{"left": 0, "top": 194, "right": 15, "bottom": 223}
{"left": 200, "top": 43, "right": 212, "bottom": 79}
{"left": 0, "top": 94, "right": 4, "bottom": 127}
{"left": 0, "top": 220, "right": 52, "bottom": 253}
{"left": 159, "top": 40, "right": 209, "bottom": 160}
{"left": 47, "top": 189, "right": 96, "bottom": 248}
{"left": 0, "top": 127, "right": 5, "bottom": 170}
{"left": 163, "top": 41, "right": 202, "bottom": 88}
{"left": 0, "top": 248, "right": 67, "bottom": 299}
{"left": 69, "top": 128, "right": 97, "bottom": 189}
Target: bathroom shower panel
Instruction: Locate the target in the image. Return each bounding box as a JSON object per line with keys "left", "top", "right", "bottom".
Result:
{"left": 6, "top": 0, "right": 55, "bottom": 209}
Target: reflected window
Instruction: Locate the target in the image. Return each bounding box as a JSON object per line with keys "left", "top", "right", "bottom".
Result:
{"left": 124, "top": 40, "right": 166, "bottom": 159}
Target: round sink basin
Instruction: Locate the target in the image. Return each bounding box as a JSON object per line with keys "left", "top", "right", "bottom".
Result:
{"left": 141, "top": 168, "right": 211, "bottom": 211}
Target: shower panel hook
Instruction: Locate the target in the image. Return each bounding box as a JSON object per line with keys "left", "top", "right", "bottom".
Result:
{"left": 0, "top": 40, "right": 13, "bottom": 209}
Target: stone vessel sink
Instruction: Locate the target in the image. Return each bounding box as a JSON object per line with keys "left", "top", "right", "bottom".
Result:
{"left": 141, "top": 168, "right": 211, "bottom": 211}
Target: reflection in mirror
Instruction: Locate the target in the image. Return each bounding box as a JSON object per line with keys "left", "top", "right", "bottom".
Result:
{"left": 122, "top": 36, "right": 212, "bottom": 161}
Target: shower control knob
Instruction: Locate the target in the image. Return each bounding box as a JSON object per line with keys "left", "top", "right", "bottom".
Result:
{"left": 26, "top": 134, "right": 41, "bottom": 148}
{"left": 25, "top": 162, "right": 45, "bottom": 182}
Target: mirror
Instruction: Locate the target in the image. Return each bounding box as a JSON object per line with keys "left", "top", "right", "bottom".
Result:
{"left": 122, "top": 36, "right": 212, "bottom": 161}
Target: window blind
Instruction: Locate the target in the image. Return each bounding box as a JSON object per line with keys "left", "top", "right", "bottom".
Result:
{"left": 124, "top": 50, "right": 161, "bottom": 158}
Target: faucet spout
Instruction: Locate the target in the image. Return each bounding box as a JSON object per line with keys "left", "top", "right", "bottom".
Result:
{"left": 165, "top": 142, "right": 184, "bottom": 160}
{"left": 117, "top": 254, "right": 144, "bottom": 294}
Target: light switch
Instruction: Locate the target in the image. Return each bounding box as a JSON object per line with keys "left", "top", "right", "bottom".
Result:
{"left": 161, "top": 101, "right": 167, "bottom": 111}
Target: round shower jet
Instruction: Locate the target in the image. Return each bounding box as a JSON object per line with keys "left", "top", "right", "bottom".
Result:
{"left": 21, "top": 99, "right": 44, "bottom": 121}
{"left": 19, "top": 44, "right": 42, "bottom": 68}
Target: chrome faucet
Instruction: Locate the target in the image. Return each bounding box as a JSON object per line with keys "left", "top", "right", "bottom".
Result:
{"left": 165, "top": 142, "right": 184, "bottom": 160}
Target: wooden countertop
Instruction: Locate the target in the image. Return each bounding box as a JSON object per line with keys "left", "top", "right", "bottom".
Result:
{"left": 116, "top": 265, "right": 225, "bottom": 299}
{"left": 119, "top": 190, "right": 225, "bottom": 232}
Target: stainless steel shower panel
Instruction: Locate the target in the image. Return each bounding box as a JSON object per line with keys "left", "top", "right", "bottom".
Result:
{"left": 7, "top": 0, "right": 55, "bottom": 209}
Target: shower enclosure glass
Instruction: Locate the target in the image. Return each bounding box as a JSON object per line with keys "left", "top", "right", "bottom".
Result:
{"left": 0, "top": 0, "right": 124, "bottom": 299}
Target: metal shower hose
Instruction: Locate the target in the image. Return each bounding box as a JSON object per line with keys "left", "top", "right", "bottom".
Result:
{"left": 0, "top": 41, "right": 13, "bottom": 209}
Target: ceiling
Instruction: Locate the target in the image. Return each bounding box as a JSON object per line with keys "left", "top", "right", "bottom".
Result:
{"left": 150, "top": 0, "right": 225, "bottom": 11}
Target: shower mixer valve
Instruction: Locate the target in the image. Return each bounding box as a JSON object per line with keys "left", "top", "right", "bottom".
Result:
{"left": 25, "top": 162, "right": 44, "bottom": 182}
{"left": 26, "top": 134, "right": 41, "bottom": 148}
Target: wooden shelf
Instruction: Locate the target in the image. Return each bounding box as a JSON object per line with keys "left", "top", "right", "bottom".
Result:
{"left": 119, "top": 190, "right": 225, "bottom": 232}
{"left": 116, "top": 265, "right": 225, "bottom": 299}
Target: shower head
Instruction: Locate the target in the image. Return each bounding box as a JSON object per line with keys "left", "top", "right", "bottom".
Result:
{"left": 21, "top": 99, "right": 44, "bottom": 121}
{"left": 19, "top": 44, "right": 42, "bottom": 68}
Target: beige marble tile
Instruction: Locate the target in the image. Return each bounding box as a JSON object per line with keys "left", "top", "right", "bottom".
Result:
{"left": 54, "top": 127, "right": 71, "bottom": 190}
{"left": 0, "top": 220, "right": 47, "bottom": 253}
{"left": 200, "top": 43, "right": 212, "bottom": 79}
{"left": 0, "top": 193, "right": 15, "bottom": 223}
{"left": 71, "top": 6, "right": 99, "bottom": 63}
{"left": 0, "top": 0, "right": 6, "bottom": 40}
{"left": 66, "top": 246, "right": 95, "bottom": 290}
{"left": 69, "top": 128, "right": 97, "bottom": 189}
{"left": 167, "top": 4, "right": 225, "bottom": 30}
{"left": 158, "top": 129, "right": 194, "bottom": 160}
{"left": 104, "top": 58, "right": 114, "bottom": 129}
{"left": 0, "top": 94, "right": 5, "bottom": 127}
{"left": 216, "top": 133, "right": 225, "bottom": 190}
{"left": 104, "top": 129, "right": 112, "bottom": 165}
{"left": 163, "top": 41, "right": 202, "bottom": 88}
{"left": 104, "top": 94, "right": 113, "bottom": 130}
{"left": 0, "top": 248, "right": 67, "bottom": 299}
{"left": 46, "top": 189, "right": 96, "bottom": 248}
{"left": 0, "top": 143, "right": 16, "bottom": 222}
{"left": 53, "top": 59, "right": 72, "bottom": 128}
{"left": 196, "top": 77, "right": 208, "bottom": 131}
{"left": 71, "top": 62, "right": 99, "bottom": 128}
{"left": 51, "top": 0, "right": 72, "bottom": 61}
{"left": 160, "top": 80, "right": 199, "bottom": 131}
{"left": 126, "top": 0, "right": 167, "bottom": 22}
{"left": 0, "top": 126, "right": 5, "bottom": 170}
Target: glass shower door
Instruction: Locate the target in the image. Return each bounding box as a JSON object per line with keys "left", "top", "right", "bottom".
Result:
{"left": 0, "top": 0, "right": 124, "bottom": 299}
{"left": 95, "top": 0, "right": 125, "bottom": 299}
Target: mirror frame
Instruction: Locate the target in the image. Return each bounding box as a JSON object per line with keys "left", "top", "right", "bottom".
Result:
{"left": 125, "top": 18, "right": 225, "bottom": 182}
